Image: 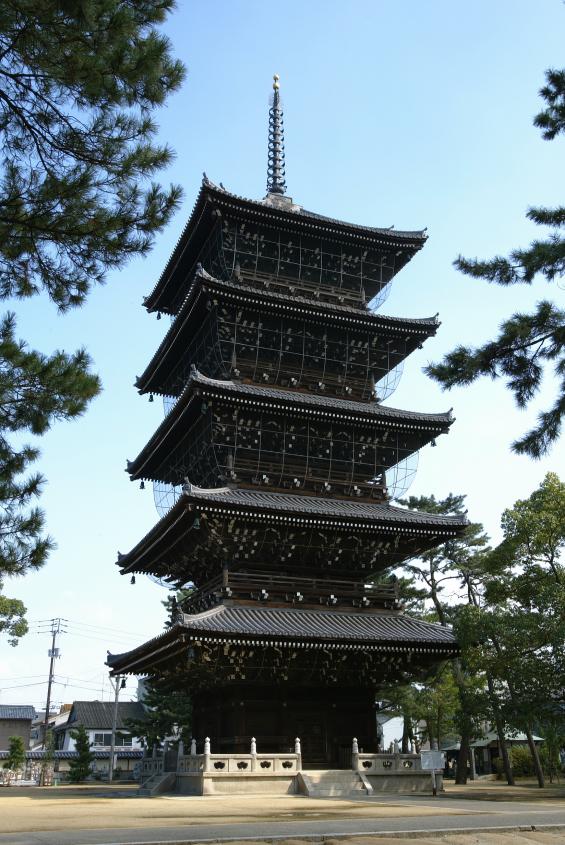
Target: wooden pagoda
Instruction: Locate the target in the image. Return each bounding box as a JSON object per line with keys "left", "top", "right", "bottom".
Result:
{"left": 108, "top": 77, "right": 466, "bottom": 769}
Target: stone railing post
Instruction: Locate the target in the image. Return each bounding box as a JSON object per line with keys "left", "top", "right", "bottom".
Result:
{"left": 250, "top": 736, "right": 257, "bottom": 771}
{"left": 352, "top": 737, "right": 359, "bottom": 771}
{"left": 177, "top": 740, "right": 184, "bottom": 772}
{"left": 295, "top": 737, "right": 302, "bottom": 771}
{"left": 203, "top": 737, "right": 211, "bottom": 773}
{"left": 393, "top": 738, "right": 400, "bottom": 770}
{"left": 190, "top": 738, "right": 197, "bottom": 756}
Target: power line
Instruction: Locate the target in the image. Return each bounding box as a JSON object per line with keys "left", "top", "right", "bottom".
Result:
{"left": 63, "top": 618, "right": 147, "bottom": 638}
{"left": 0, "top": 674, "right": 46, "bottom": 682}
{"left": 62, "top": 630, "right": 137, "bottom": 645}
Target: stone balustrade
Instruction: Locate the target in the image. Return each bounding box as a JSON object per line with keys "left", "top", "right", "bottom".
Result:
{"left": 354, "top": 752, "right": 422, "bottom": 772}
{"left": 177, "top": 735, "right": 301, "bottom": 775}
{"left": 142, "top": 757, "right": 164, "bottom": 777}
{"left": 178, "top": 753, "right": 300, "bottom": 774}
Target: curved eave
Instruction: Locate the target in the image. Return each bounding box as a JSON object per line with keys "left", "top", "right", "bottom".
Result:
{"left": 116, "top": 484, "right": 468, "bottom": 576}
{"left": 137, "top": 269, "right": 440, "bottom": 396}
{"left": 144, "top": 179, "right": 427, "bottom": 315}
{"left": 127, "top": 370, "right": 453, "bottom": 482}
{"left": 107, "top": 608, "right": 457, "bottom": 676}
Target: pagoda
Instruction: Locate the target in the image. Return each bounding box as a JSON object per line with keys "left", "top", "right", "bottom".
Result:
{"left": 108, "top": 76, "right": 466, "bottom": 769}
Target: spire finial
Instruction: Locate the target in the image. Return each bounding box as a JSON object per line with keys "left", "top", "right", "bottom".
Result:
{"left": 267, "top": 73, "right": 286, "bottom": 195}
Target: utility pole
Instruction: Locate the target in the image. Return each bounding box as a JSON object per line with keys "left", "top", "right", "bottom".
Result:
{"left": 42, "top": 618, "right": 64, "bottom": 749}
{"left": 108, "top": 674, "right": 126, "bottom": 782}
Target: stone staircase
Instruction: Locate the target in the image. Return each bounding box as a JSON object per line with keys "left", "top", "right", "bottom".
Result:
{"left": 298, "top": 769, "right": 369, "bottom": 797}
{"left": 138, "top": 771, "right": 176, "bottom": 796}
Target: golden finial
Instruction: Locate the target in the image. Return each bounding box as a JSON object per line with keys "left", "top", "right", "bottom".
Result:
{"left": 273, "top": 73, "right": 280, "bottom": 91}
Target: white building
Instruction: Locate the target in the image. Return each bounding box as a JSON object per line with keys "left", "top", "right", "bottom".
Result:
{"left": 54, "top": 701, "right": 146, "bottom": 751}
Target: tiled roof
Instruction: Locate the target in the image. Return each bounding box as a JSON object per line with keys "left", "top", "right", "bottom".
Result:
{"left": 0, "top": 750, "right": 143, "bottom": 760}
{"left": 107, "top": 604, "right": 457, "bottom": 673}
{"left": 182, "top": 483, "right": 467, "bottom": 528}
{"left": 192, "top": 371, "right": 453, "bottom": 425}
{"left": 181, "top": 604, "right": 457, "bottom": 646}
{"left": 0, "top": 705, "right": 35, "bottom": 721}
{"left": 202, "top": 273, "right": 439, "bottom": 329}
{"left": 137, "top": 268, "right": 439, "bottom": 394}
{"left": 116, "top": 483, "right": 467, "bottom": 576}
{"left": 61, "top": 701, "right": 146, "bottom": 731}
{"left": 128, "top": 371, "right": 452, "bottom": 480}
{"left": 145, "top": 179, "right": 426, "bottom": 313}
{"left": 205, "top": 178, "right": 427, "bottom": 240}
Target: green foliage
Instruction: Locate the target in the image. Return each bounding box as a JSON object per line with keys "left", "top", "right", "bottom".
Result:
{"left": 397, "top": 493, "right": 490, "bottom": 625}
{"left": 456, "top": 474, "right": 565, "bottom": 787}
{"left": 0, "top": 311, "right": 99, "bottom": 643}
{"left": 0, "top": 0, "right": 185, "bottom": 309}
{"left": 494, "top": 745, "right": 537, "bottom": 779}
{"left": 3, "top": 735, "right": 26, "bottom": 772}
{"left": 67, "top": 725, "right": 94, "bottom": 783}
{"left": 0, "top": 2, "right": 185, "bottom": 643}
{"left": 126, "top": 680, "right": 191, "bottom": 748}
{"left": 427, "top": 68, "right": 565, "bottom": 458}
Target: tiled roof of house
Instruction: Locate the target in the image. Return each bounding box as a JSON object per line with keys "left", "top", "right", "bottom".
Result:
{"left": 59, "top": 701, "right": 146, "bottom": 732}
{"left": 0, "top": 749, "right": 144, "bottom": 760}
{"left": 0, "top": 705, "right": 35, "bottom": 721}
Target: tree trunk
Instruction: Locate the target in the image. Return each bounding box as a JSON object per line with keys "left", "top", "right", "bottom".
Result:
{"left": 456, "top": 724, "right": 470, "bottom": 784}
{"left": 401, "top": 713, "right": 410, "bottom": 754}
{"left": 487, "top": 674, "right": 514, "bottom": 785}
{"left": 453, "top": 658, "right": 471, "bottom": 784}
{"left": 469, "top": 745, "right": 477, "bottom": 779}
{"left": 503, "top": 675, "right": 545, "bottom": 787}
{"left": 525, "top": 724, "right": 545, "bottom": 788}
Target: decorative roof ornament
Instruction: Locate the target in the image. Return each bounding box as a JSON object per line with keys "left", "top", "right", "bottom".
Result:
{"left": 266, "top": 74, "right": 286, "bottom": 196}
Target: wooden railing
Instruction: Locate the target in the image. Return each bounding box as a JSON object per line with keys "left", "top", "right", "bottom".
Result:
{"left": 182, "top": 572, "right": 398, "bottom": 613}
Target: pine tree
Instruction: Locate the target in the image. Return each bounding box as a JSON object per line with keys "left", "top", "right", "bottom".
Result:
{"left": 427, "top": 68, "right": 565, "bottom": 458}
{"left": 0, "top": 2, "right": 185, "bottom": 642}
{"left": 4, "top": 735, "right": 26, "bottom": 779}
{"left": 126, "top": 679, "right": 192, "bottom": 749}
{"left": 68, "top": 725, "right": 95, "bottom": 783}
{"left": 397, "top": 493, "right": 496, "bottom": 784}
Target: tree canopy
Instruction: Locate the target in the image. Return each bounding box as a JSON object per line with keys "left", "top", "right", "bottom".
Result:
{"left": 427, "top": 68, "right": 565, "bottom": 458}
{"left": 0, "top": 1, "right": 185, "bottom": 643}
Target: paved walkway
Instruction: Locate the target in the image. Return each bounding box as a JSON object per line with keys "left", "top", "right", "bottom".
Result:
{"left": 0, "top": 782, "right": 564, "bottom": 845}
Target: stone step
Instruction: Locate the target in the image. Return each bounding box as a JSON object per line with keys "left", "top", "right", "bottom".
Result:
{"left": 138, "top": 771, "right": 176, "bottom": 796}
{"left": 300, "top": 769, "right": 367, "bottom": 797}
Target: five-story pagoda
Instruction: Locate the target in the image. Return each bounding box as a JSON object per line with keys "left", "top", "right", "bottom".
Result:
{"left": 108, "top": 77, "right": 466, "bottom": 768}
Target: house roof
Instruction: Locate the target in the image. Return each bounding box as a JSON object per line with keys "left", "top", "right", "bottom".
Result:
{"left": 57, "top": 701, "right": 146, "bottom": 732}
{"left": 471, "top": 731, "right": 544, "bottom": 748}
{"left": 0, "top": 705, "right": 35, "bottom": 721}
{"left": 0, "top": 749, "right": 144, "bottom": 760}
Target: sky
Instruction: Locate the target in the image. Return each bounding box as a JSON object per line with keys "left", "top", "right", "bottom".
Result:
{"left": 1, "top": 0, "right": 564, "bottom": 718}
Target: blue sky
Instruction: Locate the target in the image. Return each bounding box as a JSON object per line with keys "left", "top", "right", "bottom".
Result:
{"left": 1, "top": 0, "right": 564, "bottom": 710}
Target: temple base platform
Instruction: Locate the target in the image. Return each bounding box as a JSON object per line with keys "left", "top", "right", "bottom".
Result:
{"left": 142, "top": 751, "right": 442, "bottom": 797}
